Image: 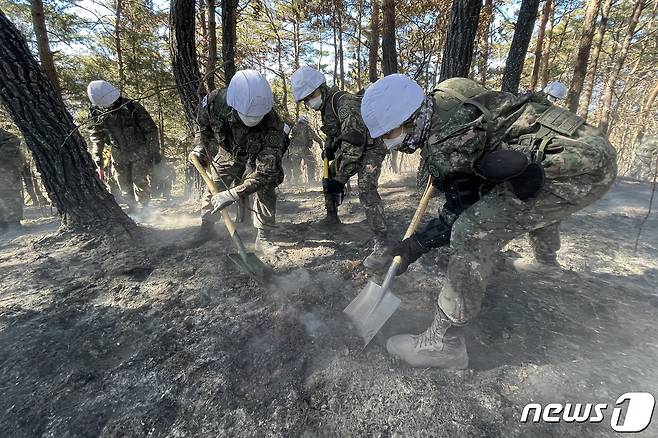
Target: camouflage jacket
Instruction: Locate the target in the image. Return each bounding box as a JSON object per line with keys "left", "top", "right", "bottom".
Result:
{"left": 319, "top": 85, "right": 385, "bottom": 184}
{"left": 288, "top": 121, "right": 322, "bottom": 157}
{"left": 195, "top": 88, "right": 289, "bottom": 194}
{"left": 88, "top": 97, "right": 160, "bottom": 166}
{"left": 0, "top": 128, "right": 24, "bottom": 188}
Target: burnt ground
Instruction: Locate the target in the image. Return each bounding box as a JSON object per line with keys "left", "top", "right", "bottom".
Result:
{"left": 1, "top": 175, "right": 657, "bottom": 437}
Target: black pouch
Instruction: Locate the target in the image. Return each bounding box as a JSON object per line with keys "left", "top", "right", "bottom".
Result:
{"left": 509, "top": 163, "right": 545, "bottom": 200}
{"left": 478, "top": 150, "right": 529, "bottom": 182}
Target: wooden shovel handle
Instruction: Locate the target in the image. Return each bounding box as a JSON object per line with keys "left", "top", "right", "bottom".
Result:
{"left": 323, "top": 157, "right": 330, "bottom": 179}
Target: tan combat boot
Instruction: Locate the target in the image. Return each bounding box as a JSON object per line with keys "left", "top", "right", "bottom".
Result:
{"left": 386, "top": 308, "right": 469, "bottom": 369}
{"left": 255, "top": 228, "right": 279, "bottom": 253}
{"left": 508, "top": 253, "right": 561, "bottom": 274}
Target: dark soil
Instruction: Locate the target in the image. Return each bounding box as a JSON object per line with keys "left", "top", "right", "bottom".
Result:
{"left": 1, "top": 176, "right": 656, "bottom": 437}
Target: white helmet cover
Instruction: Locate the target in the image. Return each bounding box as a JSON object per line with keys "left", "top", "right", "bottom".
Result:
{"left": 87, "top": 80, "right": 120, "bottom": 107}
{"left": 361, "top": 74, "right": 426, "bottom": 138}
{"left": 227, "top": 69, "right": 274, "bottom": 117}
{"left": 291, "top": 66, "right": 326, "bottom": 102}
{"left": 543, "top": 81, "right": 568, "bottom": 100}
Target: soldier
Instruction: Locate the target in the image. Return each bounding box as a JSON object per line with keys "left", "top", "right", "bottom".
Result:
{"left": 0, "top": 128, "right": 24, "bottom": 234}
{"left": 285, "top": 116, "right": 322, "bottom": 185}
{"left": 360, "top": 74, "right": 617, "bottom": 368}
{"left": 190, "top": 69, "right": 288, "bottom": 250}
{"left": 87, "top": 80, "right": 161, "bottom": 210}
{"left": 290, "top": 66, "right": 389, "bottom": 267}
{"left": 152, "top": 158, "right": 176, "bottom": 200}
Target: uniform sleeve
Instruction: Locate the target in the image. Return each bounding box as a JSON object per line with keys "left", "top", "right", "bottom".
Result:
{"left": 133, "top": 102, "right": 160, "bottom": 154}
{"left": 193, "top": 98, "right": 220, "bottom": 160}
{"left": 235, "top": 128, "right": 287, "bottom": 197}
{"left": 87, "top": 110, "right": 108, "bottom": 166}
{"left": 311, "top": 128, "right": 324, "bottom": 148}
{"left": 335, "top": 106, "right": 368, "bottom": 184}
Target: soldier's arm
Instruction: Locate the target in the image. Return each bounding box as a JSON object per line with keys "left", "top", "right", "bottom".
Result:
{"left": 236, "top": 129, "right": 287, "bottom": 197}
{"left": 334, "top": 111, "right": 368, "bottom": 184}
{"left": 426, "top": 124, "right": 488, "bottom": 185}
{"left": 87, "top": 112, "right": 108, "bottom": 166}
{"left": 133, "top": 102, "right": 160, "bottom": 155}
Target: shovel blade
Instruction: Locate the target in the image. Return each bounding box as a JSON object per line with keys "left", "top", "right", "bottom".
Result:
{"left": 227, "top": 252, "right": 273, "bottom": 282}
{"left": 343, "top": 280, "right": 401, "bottom": 346}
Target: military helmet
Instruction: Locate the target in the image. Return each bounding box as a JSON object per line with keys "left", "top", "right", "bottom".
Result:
{"left": 433, "top": 77, "right": 488, "bottom": 128}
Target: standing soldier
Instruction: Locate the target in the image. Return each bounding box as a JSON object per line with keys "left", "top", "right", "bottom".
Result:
{"left": 360, "top": 74, "right": 617, "bottom": 368}
{"left": 285, "top": 116, "right": 322, "bottom": 185}
{"left": 87, "top": 80, "right": 161, "bottom": 210}
{"left": 290, "top": 66, "right": 389, "bottom": 268}
{"left": 0, "top": 128, "right": 24, "bottom": 234}
{"left": 190, "top": 69, "right": 288, "bottom": 251}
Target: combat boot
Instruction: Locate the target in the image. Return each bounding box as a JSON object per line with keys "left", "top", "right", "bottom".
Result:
{"left": 386, "top": 308, "right": 469, "bottom": 369}
{"left": 507, "top": 253, "right": 561, "bottom": 274}
{"left": 255, "top": 228, "right": 279, "bottom": 253}
{"left": 318, "top": 194, "right": 341, "bottom": 227}
{"left": 363, "top": 237, "right": 392, "bottom": 270}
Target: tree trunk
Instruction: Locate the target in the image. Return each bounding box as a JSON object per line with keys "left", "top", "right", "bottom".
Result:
{"left": 381, "top": 0, "right": 397, "bottom": 76}
{"left": 565, "top": 0, "right": 603, "bottom": 112}
{"left": 539, "top": 0, "right": 554, "bottom": 88}
{"left": 598, "top": 0, "right": 644, "bottom": 133}
{"left": 169, "top": 0, "right": 206, "bottom": 131}
{"left": 207, "top": 0, "right": 217, "bottom": 90}
{"left": 30, "top": 0, "right": 61, "bottom": 97}
{"left": 633, "top": 80, "right": 658, "bottom": 146}
{"left": 439, "top": 0, "right": 482, "bottom": 81}
{"left": 477, "top": 0, "right": 493, "bottom": 85}
{"left": 337, "top": 0, "right": 345, "bottom": 90}
{"left": 356, "top": 0, "right": 363, "bottom": 89}
{"left": 221, "top": 0, "right": 238, "bottom": 83}
{"left": 0, "top": 11, "right": 134, "bottom": 233}
{"left": 529, "top": 0, "right": 551, "bottom": 90}
{"left": 368, "top": 0, "right": 380, "bottom": 83}
{"left": 578, "top": 0, "right": 613, "bottom": 119}
{"left": 501, "top": 0, "right": 541, "bottom": 94}
{"left": 114, "top": 0, "right": 125, "bottom": 88}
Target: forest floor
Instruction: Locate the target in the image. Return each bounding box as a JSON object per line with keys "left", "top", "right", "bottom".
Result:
{"left": 1, "top": 174, "right": 657, "bottom": 437}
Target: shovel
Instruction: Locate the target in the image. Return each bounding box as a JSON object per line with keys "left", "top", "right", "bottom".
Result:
{"left": 343, "top": 176, "right": 435, "bottom": 346}
{"left": 189, "top": 154, "right": 273, "bottom": 282}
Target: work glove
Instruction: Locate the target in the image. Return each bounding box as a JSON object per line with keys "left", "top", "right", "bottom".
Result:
{"left": 321, "top": 147, "right": 336, "bottom": 161}
{"left": 211, "top": 188, "right": 239, "bottom": 214}
{"left": 322, "top": 178, "right": 345, "bottom": 196}
{"left": 386, "top": 234, "right": 430, "bottom": 276}
{"left": 189, "top": 148, "right": 209, "bottom": 166}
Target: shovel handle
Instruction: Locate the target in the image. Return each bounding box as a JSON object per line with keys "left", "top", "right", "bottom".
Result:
{"left": 383, "top": 176, "right": 435, "bottom": 291}
{"left": 323, "top": 158, "right": 330, "bottom": 179}
{"left": 189, "top": 154, "right": 248, "bottom": 259}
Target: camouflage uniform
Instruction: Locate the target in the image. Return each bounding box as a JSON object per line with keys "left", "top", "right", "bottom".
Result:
{"left": 194, "top": 88, "right": 288, "bottom": 230}
{"left": 285, "top": 121, "right": 322, "bottom": 184}
{"left": 418, "top": 81, "right": 617, "bottom": 325}
{"left": 152, "top": 160, "right": 176, "bottom": 200}
{"left": 319, "top": 85, "right": 388, "bottom": 239}
{"left": 88, "top": 97, "right": 160, "bottom": 207}
{"left": 0, "top": 128, "right": 24, "bottom": 227}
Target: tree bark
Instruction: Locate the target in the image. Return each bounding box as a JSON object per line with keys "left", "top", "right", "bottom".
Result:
{"left": 530, "top": 0, "right": 551, "bottom": 90}
{"left": 169, "top": 0, "right": 206, "bottom": 132}
{"left": 221, "top": 0, "right": 238, "bottom": 83}
{"left": 633, "top": 80, "right": 658, "bottom": 146}
{"left": 439, "top": 0, "right": 482, "bottom": 81}
{"left": 381, "top": 0, "right": 397, "bottom": 76}
{"left": 368, "top": 0, "right": 380, "bottom": 83}
{"left": 114, "top": 0, "right": 125, "bottom": 88}
{"left": 477, "top": 0, "right": 493, "bottom": 85}
{"left": 30, "top": 0, "right": 61, "bottom": 97}
{"left": 578, "top": 0, "right": 613, "bottom": 119}
{"left": 565, "top": 0, "right": 603, "bottom": 112}
{"left": 539, "top": 0, "right": 554, "bottom": 88}
{"left": 337, "top": 0, "right": 345, "bottom": 89}
{"left": 501, "top": 0, "right": 541, "bottom": 94}
{"left": 0, "top": 11, "right": 134, "bottom": 233}
{"left": 207, "top": 0, "right": 217, "bottom": 90}
{"left": 598, "top": 0, "right": 644, "bottom": 133}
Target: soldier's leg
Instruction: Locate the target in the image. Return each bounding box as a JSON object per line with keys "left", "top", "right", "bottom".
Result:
{"left": 304, "top": 153, "right": 317, "bottom": 184}
{"left": 529, "top": 221, "right": 561, "bottom": 264}
{"left": 320, "top": 160, "right": 341, "bottom": 226}
{"left": 112, "top": 160, "right": 136, "bottom": 207}
{"left": 253, "top": 183, "right": 279, "bottom": 251}
{"left": 358, "top": 148, "right": 389, "bottom": 269}
{"left": 131, "top": 155, "right": 152, "bottom": 207}
{"left": 0, "top": 184, "right": 24, "bottom": 232}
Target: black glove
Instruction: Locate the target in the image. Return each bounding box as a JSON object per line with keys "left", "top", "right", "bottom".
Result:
{"left": 323, "top": 178, "right": 345, "bottom": 196}
{"left": 322, "top": 147, "right": 336, "bottom": 161}
{"left": 387, "top": 234, "right": 430, "bottom": 276}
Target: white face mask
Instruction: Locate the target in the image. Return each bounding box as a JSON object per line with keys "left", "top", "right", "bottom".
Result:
{"left": 307, "top": 95, "right": 323, "bottom": 111}
{"left": 238, "top": 112, "right": 264, "bottom": 127}
{"left": 382, "top": 129, "right": 407, "bottom": 151}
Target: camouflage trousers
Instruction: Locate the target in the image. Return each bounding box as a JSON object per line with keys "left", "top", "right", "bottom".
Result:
{"left": 201, "top": 152, "right": 278, "bottom": 230}
{"left": 113, "top": 149, "right": 152, "bottom": 206}
{"left": 284, "top": 152, "right": 317, "bottom": 184}
{"left": 0, "top": 187, "right": 23, "bottom": 224}
{"left": 327, "top": 146, "right": 388, "bottom": 240}
{"left": 438, "top": 128, "right": 617, "bottom": 325}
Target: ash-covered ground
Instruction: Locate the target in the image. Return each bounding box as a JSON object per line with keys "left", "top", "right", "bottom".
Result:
{"left": 1, "top": 175, "right": 657, "bottom": 437}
